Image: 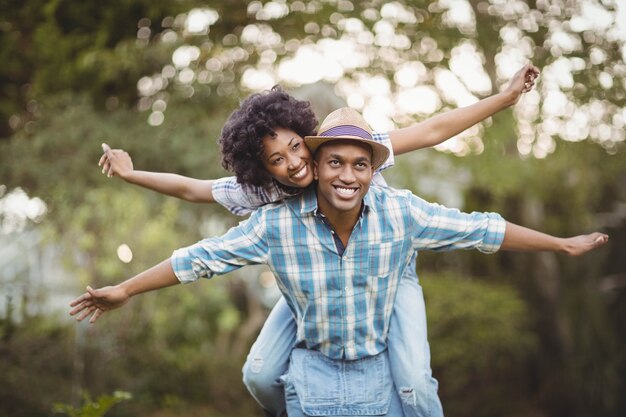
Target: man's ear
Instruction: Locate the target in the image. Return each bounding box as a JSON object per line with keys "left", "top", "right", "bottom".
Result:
{"left": 313, "top": 160, "right": 319, "bottom": 180}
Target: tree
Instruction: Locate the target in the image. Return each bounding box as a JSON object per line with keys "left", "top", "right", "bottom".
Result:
{"left": 1, "top": 1, "right": 624, "bottom": 416}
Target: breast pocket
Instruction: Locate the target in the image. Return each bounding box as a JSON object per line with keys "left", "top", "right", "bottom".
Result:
{"left": 368, "top": 240, "right": 406, "bottom": 278}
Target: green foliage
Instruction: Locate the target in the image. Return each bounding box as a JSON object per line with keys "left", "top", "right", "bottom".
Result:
{"left": 53, "top": 391, "right": 132, "bottom": 417}
{"left": 0, "top": 315, "right": 75, "bottom": 417}
{"left": 1, "top": 1, "right": 625, "bottom": 416}
{"left": 423, "top": 272, "right": 539, "bottom": 417}
{"left": 0, "top": 0, "right": 206, "bottom": 136}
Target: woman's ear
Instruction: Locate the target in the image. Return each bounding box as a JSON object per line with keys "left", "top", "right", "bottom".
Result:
{"left": 313, "top": 160, "right": 319, "bottom": 180}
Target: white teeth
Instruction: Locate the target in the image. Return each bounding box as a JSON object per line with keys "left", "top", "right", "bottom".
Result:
{"left": 335, "top": 187, "right": 357, "bottom": 195}
{"left": 292, "top": 165, "right": 307, "bottom": 179}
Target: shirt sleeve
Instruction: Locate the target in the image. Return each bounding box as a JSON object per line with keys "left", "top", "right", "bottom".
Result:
{"left": 408, "top": 194, "right": 506, "bottom": 254}
{"left": 211, "top": 176, "right": 257, "bottom": 216}
{"left": 371, "top": 132, "right": 395, "bottom": 173}
{"left": 212, "top": 176, "right": 299, "bottom": 216}
{"left": 171, "top": 210, "right": 270, "bottom": 283}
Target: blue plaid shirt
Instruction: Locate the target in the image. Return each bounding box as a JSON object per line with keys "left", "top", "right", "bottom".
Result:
{"left": 212, "top": 132, "right": 394, "bottom": 216}
{"left": 171, "top": 186, "right": 506, "bottom": 360}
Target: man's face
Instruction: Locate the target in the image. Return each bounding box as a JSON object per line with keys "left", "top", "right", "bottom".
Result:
{"left": 314, "top": 140, "right": 374, "bottom": 217}
{"left": 262, "top": 127, "right": 315, "bottom": 189}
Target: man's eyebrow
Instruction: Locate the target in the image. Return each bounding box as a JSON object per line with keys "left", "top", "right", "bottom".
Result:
{"left": 328, "top": 153, "right": 345, "bottom": 160}
{"left": 326, "top": 153, "right": 371, "bottom": 164}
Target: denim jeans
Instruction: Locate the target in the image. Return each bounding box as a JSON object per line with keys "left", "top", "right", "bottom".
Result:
{"left": 242, "top": 296, "right": 297, "bottom": 417}
{"left": 283, "top": 348, "right": 404, "bottom": 417}
{"left": 242, "top": 258, "right": 443, "bottom": 417}
{"left": 387, "top": 268, "right": 443, "bottom": 417}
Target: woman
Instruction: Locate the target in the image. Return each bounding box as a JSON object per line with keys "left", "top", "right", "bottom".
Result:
{"left": 99, "top": 63, "right": 538, "bottom": 417}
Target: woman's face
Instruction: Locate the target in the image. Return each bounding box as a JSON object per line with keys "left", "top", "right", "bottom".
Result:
{"left": 261, "top": 127, "right": 315, "bottom": 188}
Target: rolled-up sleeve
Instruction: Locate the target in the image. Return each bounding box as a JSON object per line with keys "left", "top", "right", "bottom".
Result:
{"left": 372, "top": 132, "right": 395, "bottom": 173}
{"left": 170, "top": 211, "right": 270, "bottom": 283}
{"left": 409, "top": 195, "right": 506, "bottom": 253}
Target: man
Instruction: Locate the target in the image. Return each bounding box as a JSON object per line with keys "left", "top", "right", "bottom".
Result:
{"left": 70, "top": 108, "right": 608, "bottom": 416}
{"left": 96, "top": 64, "right": 540, "bottom": 417}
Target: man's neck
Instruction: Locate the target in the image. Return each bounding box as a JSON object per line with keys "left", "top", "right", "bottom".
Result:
{"left": 316, "top": 201, "right": 363, "bottom": 248}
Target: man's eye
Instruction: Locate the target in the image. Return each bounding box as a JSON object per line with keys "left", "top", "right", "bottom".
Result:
{"left": 329, "top": 160, "right": 340, "bottom": 166}
{"left": 293, "top": 142, "right": 301, "bottom": 150}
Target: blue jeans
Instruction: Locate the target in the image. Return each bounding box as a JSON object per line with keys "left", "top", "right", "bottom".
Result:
{"left": 283, "top": 348, "right": 404, "bottom": 417}
{"left": 242, "top": 259, "right": 443, "bottom": 417}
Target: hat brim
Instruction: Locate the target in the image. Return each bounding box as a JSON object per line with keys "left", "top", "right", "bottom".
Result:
{"left": 304, "top": 135, "right": 390, "bottom": 172}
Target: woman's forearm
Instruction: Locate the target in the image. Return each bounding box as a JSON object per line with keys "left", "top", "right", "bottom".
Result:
{"left": 123, "top": 170, "right": 216, "bottom": 203}
{"left": 389, "top": 90, "right": 517, "bottom": 155}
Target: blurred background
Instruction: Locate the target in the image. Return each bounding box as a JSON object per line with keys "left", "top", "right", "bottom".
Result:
{"left": 0, "top": 1, "right": 625, "bottom": 416}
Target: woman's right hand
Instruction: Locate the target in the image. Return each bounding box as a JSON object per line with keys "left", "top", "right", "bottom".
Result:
{"left": 98, "top": 143, "right": 134, "bottom": 179}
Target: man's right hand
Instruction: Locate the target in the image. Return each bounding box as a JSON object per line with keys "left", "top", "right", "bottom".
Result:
{"left": 98, "top": 143, "right": 134, "bottom": 179}
{"left": 69, "top": 285, "right": 130, "bottom": 324}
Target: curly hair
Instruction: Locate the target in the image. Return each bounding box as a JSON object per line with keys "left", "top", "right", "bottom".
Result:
{"left": 219, "top": 85, "right": 318, "bottom": 187}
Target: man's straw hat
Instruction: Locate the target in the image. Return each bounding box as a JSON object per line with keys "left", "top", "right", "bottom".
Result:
{"left": 304, "top": 107, "right": 390, "bottom": 171}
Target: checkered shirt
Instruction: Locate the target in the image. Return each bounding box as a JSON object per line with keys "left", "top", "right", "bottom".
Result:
{"left": 171, "top": 186, "right": 506, "bottom": 360}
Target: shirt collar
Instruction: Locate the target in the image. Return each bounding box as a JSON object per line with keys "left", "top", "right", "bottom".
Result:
{"left": 298, "top": 185, "right": 377, "bottom": 216}
{"left": 300, "top": 186, "right": 318, "bottom": 215}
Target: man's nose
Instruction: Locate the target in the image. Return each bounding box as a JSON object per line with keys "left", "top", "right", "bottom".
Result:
{"left": 339, "top": 166, "right": 356, "bottom": 183}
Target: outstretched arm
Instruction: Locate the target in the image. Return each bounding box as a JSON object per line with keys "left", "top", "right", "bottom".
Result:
{"left": 99, "top": 143, "right": 217, "bottom": 203}
{"left": 69, "top": 259, "right": 179, "bottom": 323}
{"left": 501, "top": 222, "right": 609, "bottom": 256}
{"left": 389, "top": 63, "right": 539, "bottom": 155}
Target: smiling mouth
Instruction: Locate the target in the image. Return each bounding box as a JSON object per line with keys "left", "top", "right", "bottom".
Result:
{"left": 291, "top": 164, "right": 308, "bottom": 179}
{"left": 333, "top": 185, "right": 359, "bottom": 196}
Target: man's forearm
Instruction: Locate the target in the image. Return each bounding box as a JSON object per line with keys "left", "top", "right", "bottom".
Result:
{"left": 119, "top": 259, "right": 181, "bottom": 297}
{"left": 500, "top": 222, "right": 608, "bottom": 256}
{"left": 501, "top": 221, "right": 565, "bottom": 252}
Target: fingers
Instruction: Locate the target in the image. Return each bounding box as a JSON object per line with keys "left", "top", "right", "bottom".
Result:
{"left": 70, "top": 286, "right": 108, "bottom": 324}
{"left": 99, "top": 149, "right": 118, "bottom": 177}
{"left": 69, "top": 299, "right": 95, "bottom": 316}
{"left": 522, "top": 63, "right": 539, "bottom": 93}
{"left": 73, "top": 305, "right": 104, "bottom": 324}
{"left": 591, "top": 233, "right": 609, "bottom": 247}
{"left": 86, "top": 285, "right": 98, "bottom": 297}
{"left": 69, "top": 292, "right": 91, "bottom": 307}
{"left": 98, "top": 143, "right": 112, "bottom": 167}
{"left": 76, "top": 305, "right": 97, "bottom": 322}
{"left": 89, "top": 308, "right": 104, "bottom": 324}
